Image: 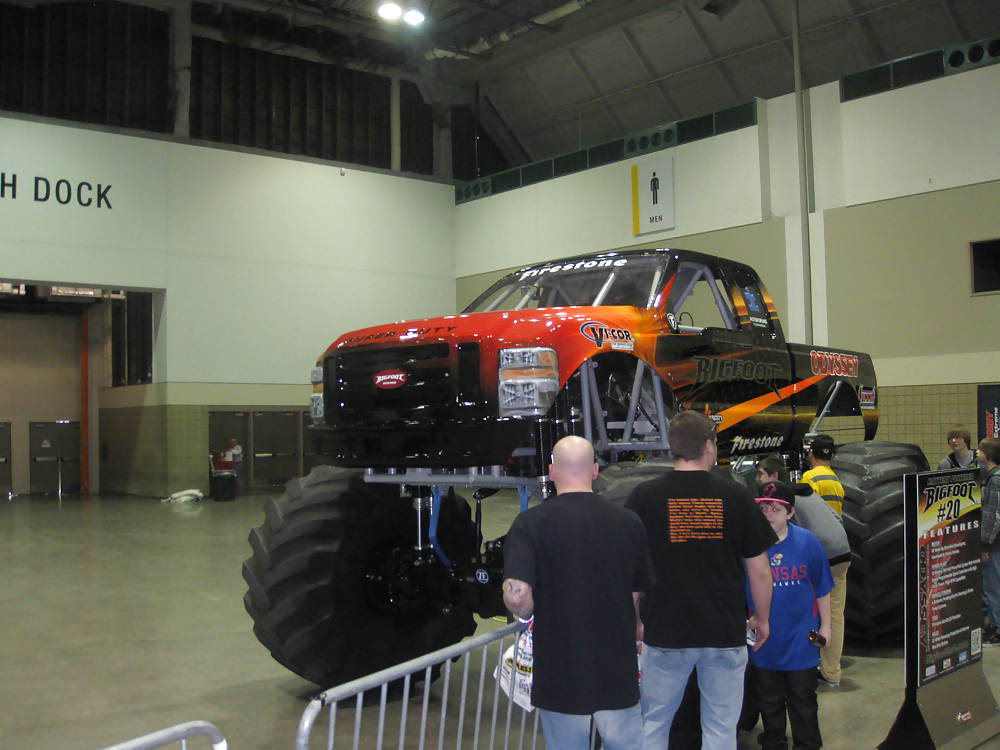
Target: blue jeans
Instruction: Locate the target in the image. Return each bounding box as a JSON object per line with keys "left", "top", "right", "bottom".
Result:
{"left": 639, "top": 645, "right": 748, "bottom": 750}
{"left": 538, "top": 702, "right": 643, "bottom": 750}
{"left": 984, "top": 540, "right": 1000, "bottom": 628}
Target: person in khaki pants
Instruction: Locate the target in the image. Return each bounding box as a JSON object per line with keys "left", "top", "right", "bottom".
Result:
{"left": 756, "top": 457, "right": 850, "bottom": 687}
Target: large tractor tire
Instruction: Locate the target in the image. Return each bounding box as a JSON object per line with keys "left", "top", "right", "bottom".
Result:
{"left": 242, "top": 465, "right": 477, "bottom": 687}
{"left": 595, "top": 457, "right": 756, "bottom": 506}
{"left": 594, "top": 457, "right": 676, "bottom": 505}
{"left": 833, "top": 440, "right": 929, "bottom": 644}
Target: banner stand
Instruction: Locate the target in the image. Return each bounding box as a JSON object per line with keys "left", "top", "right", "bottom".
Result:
{"left": 879, "top": 693, "right": 934, "bottom": 750}
{"left": 881, "top": 468, "right": 1000, "bottom": 749}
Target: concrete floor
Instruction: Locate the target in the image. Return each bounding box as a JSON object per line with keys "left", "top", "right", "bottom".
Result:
{"left": 2, "top": 489, "right": 1000, "bottom": 750}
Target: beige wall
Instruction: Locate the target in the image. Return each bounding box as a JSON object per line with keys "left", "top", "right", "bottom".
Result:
{"left": 0, "top": 312, "right": 82, "bottom": 494}
{"left": 824, "top": 180, "right": 1000, "bottom": 362}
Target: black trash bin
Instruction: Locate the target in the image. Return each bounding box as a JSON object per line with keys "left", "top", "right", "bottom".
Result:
{"left": 211, "top": 460, "right": 237, "bottom": 501}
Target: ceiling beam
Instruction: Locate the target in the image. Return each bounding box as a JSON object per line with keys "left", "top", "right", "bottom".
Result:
{"left": 520, "top": 66, "right": 576, "bottom": 155}
{"left": 938, "top": 0, "right": 968, "bottom": 38}
{"left": 756, "top": 0, "right": 793, "bottom": 66}
{"left": 500, "top": 0, "right": 920, "bottom": 133}
{"left": 680, "top": 3, "right": 744, "bottom": 102}
{"left": 567, "top": 48, "right": 628, "bottom": 136}
{"left": 833, "top": 0, "right": 885, "bottom": 67}
{"left": 448, "top": 0, "right": 558, "bottom": 33}
{"left": 619, "top": 27, "right": 683, "bottom": 122}
{"left": 443, "top": 0, "right": 689, "bottom": 85}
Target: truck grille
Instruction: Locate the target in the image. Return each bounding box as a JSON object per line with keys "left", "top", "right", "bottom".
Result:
{"left": 325, "top": 343, "right": 482, "bottom": 426}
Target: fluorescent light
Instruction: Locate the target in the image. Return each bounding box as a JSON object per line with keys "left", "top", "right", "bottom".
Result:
{"left": 402, "top": 8, "right": 425, "bottom": 25}
{"left": 377, "top": 2, "right": 402, "bottom": 20}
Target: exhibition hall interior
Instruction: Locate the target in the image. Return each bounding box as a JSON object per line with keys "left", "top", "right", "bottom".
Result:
{"left": 2, "top": 0, "right": 1000, "bottom": 747}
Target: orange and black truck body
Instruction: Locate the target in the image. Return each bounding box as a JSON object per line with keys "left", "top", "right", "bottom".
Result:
{"left": 309, "top": 248, "right": 877, "bottom": 477}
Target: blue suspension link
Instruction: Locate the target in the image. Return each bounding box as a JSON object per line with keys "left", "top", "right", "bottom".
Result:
{"left": 518, "top": 485, "right": 531, "bottom": 513}
{"left": 429, "top": 486, "right": 453, "bottom": 568}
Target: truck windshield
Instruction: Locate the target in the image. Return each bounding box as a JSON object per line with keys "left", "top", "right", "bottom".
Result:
{"left": 464, "top": 255, "right": 666, "bottom": 313}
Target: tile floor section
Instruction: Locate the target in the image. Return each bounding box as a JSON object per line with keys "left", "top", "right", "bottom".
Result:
{"left": 2, "top": 489, "right": 1000, "bottom": 749}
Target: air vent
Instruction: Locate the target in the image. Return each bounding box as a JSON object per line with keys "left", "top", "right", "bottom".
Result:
{"left": 521, "top": 160, "right": 554, "bottom": 186}
{"left": 624, "top": 126, "right": 677, "bottom": 156}
{"left": 841, "top": 36, "right": 999, "bottom": 102}
{"left": 454, "top": 100, "right": 758, "bottom": 203}
{"left": 588, "top": 139, "right": 625, "bottom": 167}
{"left": 553, "top": 149, "right": 588, "bottom": 177}
{"left": 491, "top": 169, "right": 522, "bottom": 195}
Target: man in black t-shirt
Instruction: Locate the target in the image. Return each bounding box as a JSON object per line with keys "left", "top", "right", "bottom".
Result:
{"left": 503, "top": 436, "right": 655, "bottom": 750}
{"left": 625, "top": 411, "right": 776, "bottom": 750}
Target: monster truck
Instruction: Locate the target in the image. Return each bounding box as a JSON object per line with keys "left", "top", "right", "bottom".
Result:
{"left": 242, "top": 248, "right": 924, "bottom": 687}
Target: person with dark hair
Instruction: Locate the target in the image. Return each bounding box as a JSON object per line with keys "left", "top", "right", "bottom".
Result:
{"left": 757, "top": 459, "right": 850, "bottom": 688}
{"left": 626, "top": 410, "right": 777, "bottom": 750}
{"left": 502, "top": 435, "right": 654, "bottom": 750}
{"left": 750, "top": 481, "right": 833, "bottom": 750}
{"left": 978, "top": 438, "right": 1000, "bottom": 646}
{"left": 756, "top": 455, "right": 785, "bottom": 482}
{"left": 801, "top": 435, "right": 844, "bottom": 517}
{"left": 938, "top": 426, "right": 978, "bottom": 470}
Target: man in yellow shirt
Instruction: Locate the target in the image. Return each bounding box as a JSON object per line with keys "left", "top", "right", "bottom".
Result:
{"left": 802, "top": 434, "right": 844, "bottom": 517}
{"left": 801, "top": 433, "right": 847, "bottom": 688}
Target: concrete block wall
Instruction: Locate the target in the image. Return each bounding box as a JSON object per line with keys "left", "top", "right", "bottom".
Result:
{"left": 876, "top": 384, "right": 988, "bottom": 468}
{"left": 164, "top": 406, "right": 211, "bottom": 494}
{"left": 100, "top": 405, "right": 209, "bottom": 497}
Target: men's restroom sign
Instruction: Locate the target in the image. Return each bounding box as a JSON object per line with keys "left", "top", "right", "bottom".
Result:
{"left": 630, "top": 156, "right": 675, "bottom": 235}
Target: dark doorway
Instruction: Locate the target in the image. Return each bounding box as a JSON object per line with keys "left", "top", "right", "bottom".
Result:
{"left": 0, "top": 422, "right": 11, "bottom": 497}
{"left": 29, "top": 421, "right": 80, "bottom": 494}
{"left": 252, "top": 411, "right": 300, "bottom": 487}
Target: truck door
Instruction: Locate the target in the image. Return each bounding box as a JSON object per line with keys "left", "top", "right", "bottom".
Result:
{"left": 654, "top": 258, "right": 794, "bottom": 457}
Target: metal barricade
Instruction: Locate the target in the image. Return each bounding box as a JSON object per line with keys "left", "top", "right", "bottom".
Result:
{"left": 97, "top": 720, "right": 228, "bottom": 750}
{"left": 295, "top": 621, "right": 544, "bottom": 750}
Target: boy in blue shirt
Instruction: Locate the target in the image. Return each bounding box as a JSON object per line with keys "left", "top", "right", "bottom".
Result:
{"left": 748, "top": 481, "right": 833, "bottom": 750}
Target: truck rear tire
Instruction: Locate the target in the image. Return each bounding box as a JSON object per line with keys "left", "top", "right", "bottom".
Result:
{"left": 242, "top": 465, "right": 476, "bottom": 687}
{"left": 833, "top": 440, "right": 929, "bottom": 644}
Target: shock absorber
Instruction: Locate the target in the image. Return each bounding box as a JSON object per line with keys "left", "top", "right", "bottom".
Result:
{"left": 407, "top": 485, "right": 430, "bottom": 551}
{"left": 534, "top": 416, "right": 555, "bottom": 499}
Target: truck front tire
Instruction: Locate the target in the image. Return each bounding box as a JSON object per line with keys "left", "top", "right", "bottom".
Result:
{"left": 242, "top": 465, "right": 476, "bottom": 687}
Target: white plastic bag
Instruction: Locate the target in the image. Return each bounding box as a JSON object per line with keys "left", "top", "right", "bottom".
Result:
{"left": 495, "top": 619, "right": 534, "bottom": 711}
{"left": 161, "top": 488, "right": 204, "bottom": 504}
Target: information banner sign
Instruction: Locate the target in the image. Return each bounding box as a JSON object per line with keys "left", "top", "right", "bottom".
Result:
{"left": 913, "top": 468, "right": 983, "bottom": 686}
{"left": 882, "top": 467, "right": 1000, "bottom": 750}
{"left": 979, "top": 385, "right": 1000, "bottom": 440}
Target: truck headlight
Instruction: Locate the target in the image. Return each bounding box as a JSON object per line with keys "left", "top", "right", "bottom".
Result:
{"left": 499, "top": 347, "right": 559, "bottom": 416}
{"left": 310, "top": 366, "right": 325, "bottom": 425}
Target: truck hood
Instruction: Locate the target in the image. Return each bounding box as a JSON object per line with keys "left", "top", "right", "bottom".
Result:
{"left": 331, "top": 308, "right": 655, "bottom": 349}
{"left": 328, "top": 307, "right": 660, "bottom": 381}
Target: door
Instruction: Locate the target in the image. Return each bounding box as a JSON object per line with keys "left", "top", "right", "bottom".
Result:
{"left": 252, "top": 411, "right": 300, "bottom": 487}
{"left": 0, "top": 423, "right": 10, "bottom": 497}
{"left": 29, "top": 421, "right": 80, "bottom": 494}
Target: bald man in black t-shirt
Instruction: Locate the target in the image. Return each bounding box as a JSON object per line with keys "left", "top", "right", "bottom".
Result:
{"left": 503, "top": 436, "right": 654, "bottom": 750}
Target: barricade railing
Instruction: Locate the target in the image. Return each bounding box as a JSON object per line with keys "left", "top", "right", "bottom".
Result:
{"left": 295, "top": 620, "right": 544, "bottom": 750}
{"left": 97, "top": 720, "right": 227, "bottom": 750}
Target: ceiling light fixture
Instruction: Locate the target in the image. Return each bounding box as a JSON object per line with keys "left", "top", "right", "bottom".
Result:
{"left": 376, "top": 2, "right": 425, "bottom": 26}
{"left": 377, "top": 2, "right": 402, "bottom": 20}
{"left": 402, "top": 8, "right": 425, "bottom": 25}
